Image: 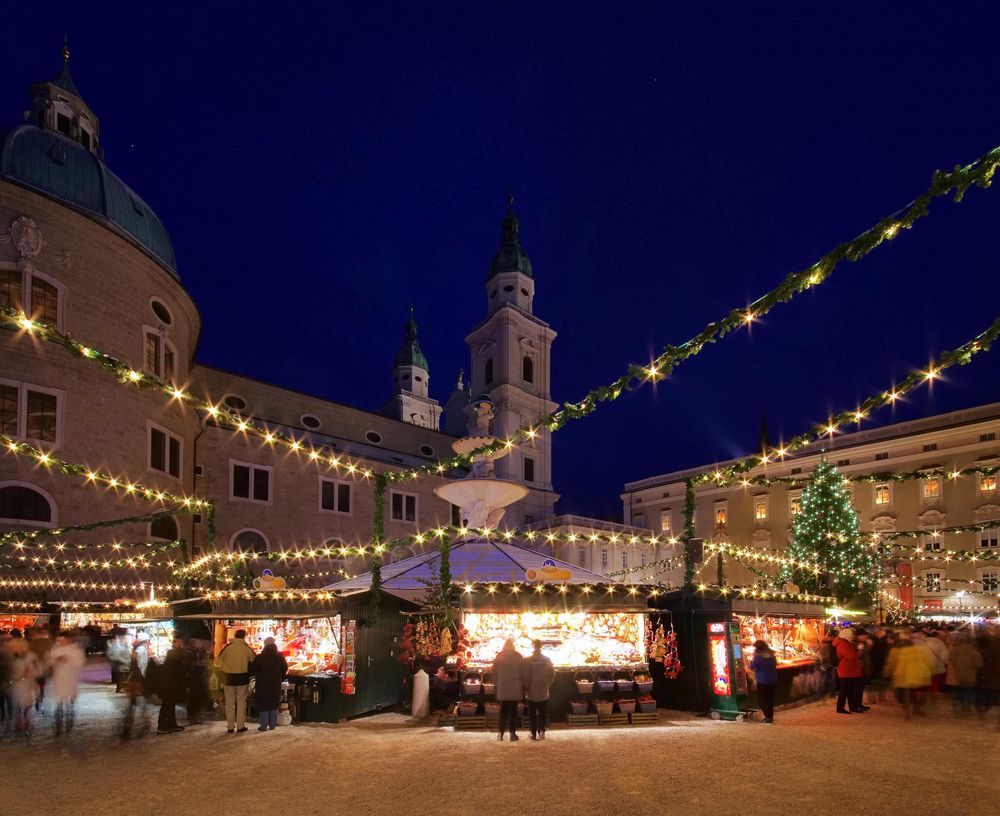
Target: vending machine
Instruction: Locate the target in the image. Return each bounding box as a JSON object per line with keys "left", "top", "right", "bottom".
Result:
{"left": 707, "top": 619, "right": 750, "bottom": 721}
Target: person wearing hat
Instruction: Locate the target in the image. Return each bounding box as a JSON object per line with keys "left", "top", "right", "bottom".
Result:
{"left": 217, "top": 630, "right": 256, "bottom": 733}
{"left": 250, "top": 637, "right": 288, "bottom": 732}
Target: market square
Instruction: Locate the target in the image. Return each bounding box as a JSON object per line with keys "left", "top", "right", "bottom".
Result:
{"left": 2, "top": 4, "right": 1000, "bottom": 815}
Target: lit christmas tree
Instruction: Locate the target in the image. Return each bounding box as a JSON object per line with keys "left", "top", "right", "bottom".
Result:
{"left": 781, "top": 458, "right": 878, "bottom": 605}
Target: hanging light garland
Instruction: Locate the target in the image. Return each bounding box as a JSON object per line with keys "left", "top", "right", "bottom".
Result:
{"left": 0, "top": 576, "right": 181, "bottom": 593}
{"left": 0, "top": 540, "right": 184, "bottom": 572}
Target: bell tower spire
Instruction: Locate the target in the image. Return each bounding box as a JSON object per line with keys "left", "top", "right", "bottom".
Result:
{"left": 486, "top": 195, "right": 535, "bottom": 315}
{"left": 380, "top": 307, "right": 442, "bottom": 430}
{"left": 27, "top": 38, "right": 102, "bottom": 157}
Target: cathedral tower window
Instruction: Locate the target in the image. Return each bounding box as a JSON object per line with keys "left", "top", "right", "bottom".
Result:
{"left": 484, "top": 358, "right": 494, "bottom": 385}
{"left": 523, "top": 455, "right": 536, "bottom": 483}
{"left": 522, "top": 355, "right": 534, "bottom": 384}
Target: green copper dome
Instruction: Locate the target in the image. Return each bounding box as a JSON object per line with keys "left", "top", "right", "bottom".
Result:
{"left": 0, "top": 124, "right": 178, "bottom": 277}
{"left": 392, "top": 309, "right": 429, "bottom": 370}
{"left": 487, "top": 204, "right": 532, "bottom": 281}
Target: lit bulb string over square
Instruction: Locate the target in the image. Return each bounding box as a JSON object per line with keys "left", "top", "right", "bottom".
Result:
{"left": 0, "top": 509, "right": 183, "bottom": 548}
{"left": 0, "top": 540, "right": 185, "bottom": 572}
{"left": 5, "top": 145, "right": 997, "bottom": 492}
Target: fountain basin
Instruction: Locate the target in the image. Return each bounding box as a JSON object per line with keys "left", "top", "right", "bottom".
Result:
{"left": 434, "top": 479, "right": 528, "bottom": 509}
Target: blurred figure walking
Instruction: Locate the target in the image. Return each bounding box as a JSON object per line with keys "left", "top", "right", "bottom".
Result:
{"left": 105, "top": 629, "right": 131, "bottom": 693}
{"left": 884, "top": 631, "right": 932, "bottom": 719}
{"left": 156, "top": 635, "right": 187, "bottom": 734}
{"left": 184, "top": 636, "right": 211, "bottom": 725}
{"left": 50, "top": 631, "right": 86, "bottom": 736}
{"left": 7, "top": 630, "right": 40, "bottom": 738}
{"left": 947, "top": 631, "right": 983, "bottom": 717}
{"left": 27, "top": 627, "right": 52, "bottom": 712}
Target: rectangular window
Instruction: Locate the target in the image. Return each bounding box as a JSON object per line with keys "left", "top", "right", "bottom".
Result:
{"left": 390, "top": 491, "right": 417, "bottom": 523}
{"left": 660, "top": 511, "right": 672, "bottom": 533}
{"left": 1, "top": 269, "right": 23, "bottom": 312}
{"left": 523, "top": 514, "right": 536, "bottom": 525}
{"left": 451, "top": 504, "right": 461, "bottom": 527}
{"left": 754, "top": 497, "right": 768, "bottom": 522}
{"left": 149, "top": 425, "right": 181, "bottom": 478}
{"left": 981, "top": 433, "right": 996, "bottom": 443}
{"left": 79, "top": 130, "right": 91, "bottom": 150}
{"left": 163, "top": 344, "right": 176, "bottom": 383}
{"left": 981, "top": 475, "right": 998, "bottom": 494}
{"left": 875, "top": 452, "right": 889, "bottom": 461}
{"left": 600, "top": 549, "right": 608, "bottom": 568}
{"left": 837, "top": 459, "right": 850, "bottom": 467}
{"left": 0, "top": 384, "right": 19, "bottom": 436}
{"left": 231, "top": 461, "right": 270, "bottom": 502}
{"left": 923, "top": 443, "right": 938, "bottom": 452}
{"left": 982, "top": 571, "right": 999, "bottom": 593}
{"left": 921, "top": 531, "right": 941, "bottom": 552}
{"left": 874, "top": 483, "right": 892, "bottom": 506}
{"left": 523, "top": 456, "right": 535, "bottom": 483}
{"left": 980, "top": 528, "right": 999, "bottom": 549}
{"left": 144, "top": 332, "right": 161, "bottom": 375}
{"left": 714, "top": 504, "right": 727, "bottom": 530}
{"left": 790, "top": 467, "right": 802, "bottom": 475}
{"left": 621, "top": 551, "right": 628, "bottom": 568}
{"left": 320, "top": 479, "right": 352, "bottom": 514}
{"left": 56, "top": 113, "right": 71, "bottom": 135}
{"left": 578, "top": 547, "right": 586, "bottom": 567}
{"left": 789, "top": 492, "right": 802, "bottom": 517}
{"left": 921, "top": 476, "right": 942, "bottom": 501}
{"left": 924, "top": 572, "right": 942, "bottom": 593}
{"left": 30, "top": 278, "right": 59, "bottom": 327}
{"left": 640, "top": 551, "right": 647, "bottom": 567}
{"left": 633, "top": 513, "right": 646, "bottom": 529}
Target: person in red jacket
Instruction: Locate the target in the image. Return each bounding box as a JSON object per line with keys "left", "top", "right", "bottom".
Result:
{"left": 835, "top": 628, "right": 868, "bottom": 714}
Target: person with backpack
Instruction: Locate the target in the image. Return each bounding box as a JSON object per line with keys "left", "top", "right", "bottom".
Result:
{"left": 217, "top": 630, "right": 256, "bottom": 734}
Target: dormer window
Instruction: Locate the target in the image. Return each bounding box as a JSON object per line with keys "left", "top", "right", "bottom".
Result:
{"left": 56, "top": 112, "right": 71, "bottom": 136}
{"left": 79, "top": 130, "right": 91, "bottom": 150}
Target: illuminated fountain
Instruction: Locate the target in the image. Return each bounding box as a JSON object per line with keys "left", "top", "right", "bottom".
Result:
{"left": 433, "top": 395, "right": 528, "bottom": 529}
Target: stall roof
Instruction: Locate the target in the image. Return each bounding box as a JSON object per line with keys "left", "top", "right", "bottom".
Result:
{"left": 325, "top": 538, "right": 612, "bottom": 593}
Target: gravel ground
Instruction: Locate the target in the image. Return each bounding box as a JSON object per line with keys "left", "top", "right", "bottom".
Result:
{"left": 1, "top": 668, "right": 998, "bottom": 816}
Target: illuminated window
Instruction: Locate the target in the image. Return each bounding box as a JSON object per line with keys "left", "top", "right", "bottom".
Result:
{"left": 320, "top": 478, "right": 352, "bottom": 514}
{"left": 980, "top": 528, "right": 999, "bottom": 549}
{"left": 923, "top": 572, "right": 942, "bottom": 593}
{"left": 231, "top": 461, "right": 271, "bottom": 503}
{"left": 921, "top": 476, "right": 942, "bottom": 501}
{"left": 714, "top": 503, "right": 728, "bottom": 530}
{"left": 149, "top": 424, "right": 182, "bottom": 479}
{"left": 874, "top": 483, "right": 892, "bottom": 506}
{"left": 660, "top": 511, "right": 672, "bottom": 533}
{"left": 789, "top": 491, "right": 802, "bottom": 517}
{"left": 754, "top": 497, "right": 768, "bottom": 522}
{"left": 390, "top": 491, "right": 418, "bottom": 523}
{"left": 980, "top": 475, "right": 998, "bottom": 494}
{"left": 981, "top": 569, "right": 999, "bottom": 593}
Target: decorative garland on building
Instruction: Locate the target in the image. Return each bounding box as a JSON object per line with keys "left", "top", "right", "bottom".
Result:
{"left": 0, "top": 509, "right": 182, "bottom": 547}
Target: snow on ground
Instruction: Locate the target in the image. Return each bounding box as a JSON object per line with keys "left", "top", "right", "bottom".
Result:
{"left": 1, "top": 665, "right": 998, "bottom": 816}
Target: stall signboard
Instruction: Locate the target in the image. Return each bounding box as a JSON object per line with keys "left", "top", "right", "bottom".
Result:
{"left": 251, "top": 569, "right": 287, "bottom": 591}
{"left": 341, "top": 620, "right": 356, "bottom": 695}
{"left": 709, "top": 622, "right": 730, "bottom": 696}
{"left": 524, "top": 559, "right": 573, "bottom": 582}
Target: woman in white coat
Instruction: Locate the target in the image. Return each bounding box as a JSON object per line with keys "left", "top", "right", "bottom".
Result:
{"left": 49, "top": 632, "right": 86, "bottom": 736}
{"left": 6, "top": 630, "right": 40, "bottom": 737}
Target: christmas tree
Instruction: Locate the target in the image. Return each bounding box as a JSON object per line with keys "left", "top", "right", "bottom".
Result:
{"left": 781, "top": 458, "right": 878, "bottom": 605}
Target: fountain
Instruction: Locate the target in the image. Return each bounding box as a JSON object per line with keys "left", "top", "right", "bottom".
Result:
{"left": 433, "top": 395, "right": 528, "bottom": 529}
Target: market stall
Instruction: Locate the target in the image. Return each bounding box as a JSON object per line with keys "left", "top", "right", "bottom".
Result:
{"left": 61, "top": 609, "right": 175, "bottom": 659}
{"left": 649, "top": 591, "right": 828, "bottom": 716}
{"left": 0, "top": 612, "right": 44, "bottom": 633}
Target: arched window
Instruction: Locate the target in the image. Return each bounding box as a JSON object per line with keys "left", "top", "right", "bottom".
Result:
{"left": 0, "top": 483, "right": 54, "bottom": 524}
{"left": 150, "top": 515, "right": 179, "bottom": 541}
{"left": 484, "top": 358, "right": 494, "bottom": 385}
{"left": 231, "top": 529, "right": 269, "bottom": 555}
{"left": 522, "top": 356, "right": 534, "bottom": 384}
{"left": 390, "top": 545, "right": 417, "bottom": 564}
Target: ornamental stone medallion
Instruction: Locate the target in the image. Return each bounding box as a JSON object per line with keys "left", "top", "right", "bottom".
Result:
{"left": 10, "top": 216, "right": 43, "bottom": 258}
{"left": 871, "top": 514, "right": 897, "bottom": 532}
{"left": 973, "top": 503, "right": 1000, "bottom": 524}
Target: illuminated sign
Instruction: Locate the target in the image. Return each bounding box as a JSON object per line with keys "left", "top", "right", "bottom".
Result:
{"left": 709, "top": 622, "right": 725, "bottom": 633}
{"left": 710, "top": 633, "right": 730, "bottom": 696}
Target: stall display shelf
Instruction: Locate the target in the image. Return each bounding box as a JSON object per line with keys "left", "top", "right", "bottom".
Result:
{"left": 629, "top": 711, "right": 660, "bottom": 725}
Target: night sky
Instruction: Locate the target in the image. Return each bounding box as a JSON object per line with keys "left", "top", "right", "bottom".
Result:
{"left": 4, "top": 3, "right": 1000, "bottom": 520}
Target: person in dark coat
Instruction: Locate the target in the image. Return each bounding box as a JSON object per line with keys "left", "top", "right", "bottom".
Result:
{"left": 748, "top": 640, "right": 779, "bottom": 724}
{"left": 491, "top": 639, "right": 524, "bottom": 742}
{"left": 156, "top": 635, "right": 188, "bottom": 734}
{"left": 522, "top": 640, "right": 556, "bottom": 740}
{"left": 250, "top": 638, "right": 288, "bottom": 732}
{"left": 183, "top": 637, "right": 210, "bottom": 725}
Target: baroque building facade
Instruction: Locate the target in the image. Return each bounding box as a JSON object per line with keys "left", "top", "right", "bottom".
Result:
{"left": 0, "top": 55, "right": 558, "bottom": 600}
{"left": 622, "top": 403, "right": 1000, "bottom": 616}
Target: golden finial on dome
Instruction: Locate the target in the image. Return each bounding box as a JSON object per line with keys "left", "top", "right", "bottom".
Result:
{"left": 63, "top": 33, "right": 70, "bottom": 63}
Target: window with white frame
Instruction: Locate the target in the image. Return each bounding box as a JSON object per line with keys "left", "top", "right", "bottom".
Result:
{"left": 230, "top": 460, "right": 271, "bottom": 503}
{"left": 231, "top": 528, "right": 269, "bottom": 554}
{"left": 523, "top": 455, "right": 535, "bottom": 483}
{"left": 980, "top": 474, "right": 998, "bottom": 494}
{"left": 754, "top": 496, "right": 769, "bottom": 522}
{"left": 921, "top": 476, "right": 942, "bottom": 501}
{"left": 621, "top": 551, "right": 628, "bottom": 568}
{"left": 640, "top": 551, "right": 647, "bottom": 567}
{"left": 874, "top": 483, "right": 892, "bottom": 506}
{"left": 0, "top": 482, "right": 55, "bottom": 525}
{"left": 921, "top": 528, "right": 942, "bottom": 551}
{"left": 577, "top": 547, "right": 587, "bottom": 566}
{"left": 0, "top": 380, "right": 61, "bottom": 446}
{"left": 1, "top": 265, "right": 62, "bottom": 329}
{"left": 148, "top": 423, "right": 182, "bottom": 479}
{"left": 789, "top": 490, "right": 802, "bottom": 518}
{"left": 923, "top": 571, "right": 942, "bottom": 593}
{"left": 142, "top": 327, "right": 177, "bottom": 382}
{"left": 660, "top": 511, "right": 672, "bottom": 534}
{"left": 980, "top": 527, "right": 999, "bottom": 549}
{"left": 714, "top": 503, "right": 728, "bottom": 530}
{"left": 390, "top": 491, "right": 417, "bottom": 523}
{"left": 633, "top": 513, "right": 646, "bottom": 529}
{"left": 980, "top": 568, "right": 999, "bottom": 593}
{"left": 600, "top": 548, "right": 608, "bottom": 568}
{"left": 320, "top": 478, "right": 351, "bottom": 514}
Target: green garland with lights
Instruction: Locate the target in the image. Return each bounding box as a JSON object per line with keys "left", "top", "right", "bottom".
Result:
{"left": 0, "top": 509, "right": 182, "bottom": 547}
{"left": 368, "top": 474, "right": 387, "bottom": 623}
{"left": 682, "top": 479, "right": 698, "bottom": 591}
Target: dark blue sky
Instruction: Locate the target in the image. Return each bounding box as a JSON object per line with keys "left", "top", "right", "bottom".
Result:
{"left": 4, "top": 3, "right": 1000, "bottom": 520}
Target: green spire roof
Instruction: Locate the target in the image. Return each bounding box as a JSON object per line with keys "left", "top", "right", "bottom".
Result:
{"left": 487, "top": 195, "right": 533, "bottom": 281}
{"left": 392, "top": 307, "right": 429, "bottom": 371}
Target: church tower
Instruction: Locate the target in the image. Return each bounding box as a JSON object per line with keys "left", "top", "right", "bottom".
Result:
{"left": 381, "top": 308, "right": 442, "bottom": 429}
{"left": 465, "top": 199, "right": 558, "bottom": 526}
{"left": 26, "top": 41, "right": 102, "bottom": 157}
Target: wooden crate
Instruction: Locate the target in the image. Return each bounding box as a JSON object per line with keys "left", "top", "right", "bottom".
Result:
{"left": 598, "top": 713, "right": 629, "bottom": 727}
{"left": 454, "top": 715, "right": 486, "bottom": 731}
{"left": 566, "top": 712, "right": 599, "bottom": 727}
{"left": 629, "top": 711, "right": 659, "bottom": 726}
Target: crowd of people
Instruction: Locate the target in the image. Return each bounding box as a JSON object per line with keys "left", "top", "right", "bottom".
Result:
{"left": 820, "top": 623, "right": 1000, "bottom": 722}
{"left": 1, "top": 624, "right": 289, "bottom": 741}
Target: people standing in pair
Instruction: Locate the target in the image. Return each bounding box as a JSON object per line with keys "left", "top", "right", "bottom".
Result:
{"left": 748, "top": 640, "right": 778, "bottom": 724}
{"left": 156, "top": 635, "right": 188, "bottom": 734}
{"left": 884, "top": 631, "right": 932, "bottom": 719}
{"left": 106, "top": 629, "right": 131, "bottom": 693}
{"left": 184, "top": 636, "right": 211, "bottom": 725}
{"left": 522, "top": 640, "right": 555, "bottom": 740}
{"left": 218, "top": 629, "right": 256, "bottom": 734}
{"left": 947, "top": 632, "right": 983, "bottom": 717}
{"left": 251, "top": 637, "right": 288, "bottom": 732}
{"left": 491, "top": 639, "right": 524, "bottom": 742}
{"left": 834, "top": 628, "right": 866, "bottom": 714}
{"left": 49, "top": 632, "right": 86, "bottom": 737}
